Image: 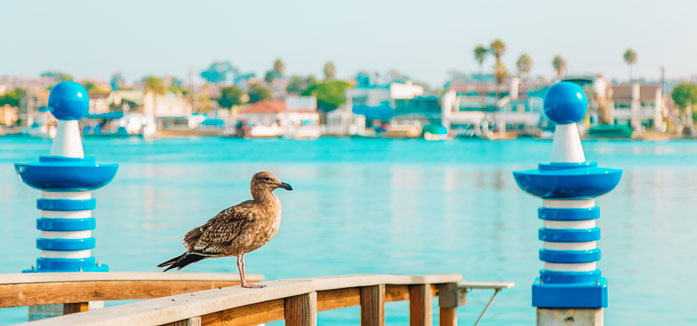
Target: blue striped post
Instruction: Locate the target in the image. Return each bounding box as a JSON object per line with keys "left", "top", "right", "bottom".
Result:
{"left": 15, "top": 81, "right": 118, "bottom": 274}
{"left": 513, "top": 82, "right": 622, "bottom": 325}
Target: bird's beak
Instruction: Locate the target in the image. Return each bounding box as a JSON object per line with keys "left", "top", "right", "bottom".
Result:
{"left": 279, "top": 182, "right": 293, "bottom": 191}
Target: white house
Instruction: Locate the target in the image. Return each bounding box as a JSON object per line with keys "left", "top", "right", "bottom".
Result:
{"left": 610, "top": 83, "right": 665, "bottom": 131}
{"left": 284, "top": 96, "right": 320, "bottom": 139}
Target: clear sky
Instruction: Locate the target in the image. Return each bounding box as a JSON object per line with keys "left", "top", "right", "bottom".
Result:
{"left": 2, "top": 0, "right": 696, "bottom": 86}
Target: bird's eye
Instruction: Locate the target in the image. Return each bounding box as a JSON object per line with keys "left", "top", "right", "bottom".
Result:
{"left": 264, "top": 177, "right": 271, "bottom": 181}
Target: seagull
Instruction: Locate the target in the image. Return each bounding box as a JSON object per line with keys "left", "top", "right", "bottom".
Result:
{"left": 157, "top": 171, "right": 292, "bottom": 288}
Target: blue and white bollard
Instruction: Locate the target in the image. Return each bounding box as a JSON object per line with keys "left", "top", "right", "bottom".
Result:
{"left": 513, "top": 82, "right": 622, "bottom": 325}
{"left": 15, "top": 81, "right": 118, "bottom": 274}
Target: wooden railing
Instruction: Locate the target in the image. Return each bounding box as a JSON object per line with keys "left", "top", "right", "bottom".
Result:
{"left": 14, "top": 274, "right": 514, "bottom": 326}
{"left": 0, "top": 272, "right": 263, "bottom": 314}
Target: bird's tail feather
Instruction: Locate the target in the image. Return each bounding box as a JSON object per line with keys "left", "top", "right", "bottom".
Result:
{"left": 158, "top": 253, "right": 207, "bottom": 272}
{"left": 157, "top": 253, "right": 185, "bottom": 268}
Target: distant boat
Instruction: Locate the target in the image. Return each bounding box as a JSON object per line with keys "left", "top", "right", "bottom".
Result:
{"left": 482, "top": 131, "right": 517, "bottom": 140}
{"left": 383, "top": 125, "right": 421, "bottom": 138}
{"left": 586, "top": 124, "right": 632, "bottom": 139}
{"left": 422, "top": 124, "right": 452, "bottom": 141}
{"left": 243, "top": 125, "right": 283, "bottom": 138}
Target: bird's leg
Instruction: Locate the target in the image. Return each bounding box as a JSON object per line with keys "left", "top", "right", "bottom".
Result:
{"left": 237, "top": 254, "right": 264, "bottom": 288}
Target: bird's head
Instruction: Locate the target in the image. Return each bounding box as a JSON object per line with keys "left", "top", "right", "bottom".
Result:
{"left": 251, "top": 171, "right": 293, "bottom": 194}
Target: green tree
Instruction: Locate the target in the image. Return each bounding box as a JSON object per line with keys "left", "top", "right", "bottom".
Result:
{"left": 516, "top": 53, "right": 533, "bottom": 78}
{"left": 489, "top": 39, "right": 507, "bottom": 85}
{"left": 473, "top": 45, "right": 488, "bottom": 75}
{"left": 145, "top": 76, "right": 166, "bottom": 95}
{"left": 287, "top": 75, "right": 318, "bottom": 94}
{"left": 41, "top": 71, "right": 73, "bottom": 82}
{"left": 248, "top": 83, "right": 272, "bottom": 103}
{"left": 264, "top": 70, "right": 277, "bottom": 84}
{"left": 168, "top": 85, "right": 190, "bottom": 96}
{"left": 552, "top": 55, "right": 566, "bottom": 78}
{"left": 273, "top": 59, "right": 285, "bottom": 76}
{"left": 323, "top": 61, "right": 336, "bottom": 81}
{"left": 0, "top": 88, "right": 24, "bottom": 108}
{"left": 217, "top": 85, "right": 245, "bottom": 108}
{"left": 623, "top": 48, "right": 637, "bottom": 82}
{"left": 83, "top": 82, "right": 110, "bottom": 94}
{"left": 671, "top": 83, "right": 697, "bottom": 110}
{"left": 145, "top": 76, "right": 167, "bottom": 111}
{"left": 301, "top": 80, "right": 352, "bottom": 112}
{"left": 265, "top": 59, "right": 286, "bottom": 84}
{"left": 671, "top": 83, "right": 697, "bottom": 129}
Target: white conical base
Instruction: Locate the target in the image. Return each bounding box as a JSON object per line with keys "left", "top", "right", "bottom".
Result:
{"left": 50, "top": 120, "right": 84, "bottom": 158}
{"left": 550, "top": 123, "right": 585, "bottom": 163}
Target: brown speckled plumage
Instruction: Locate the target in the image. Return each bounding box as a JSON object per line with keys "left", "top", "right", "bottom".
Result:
{"left": 158, "top": 171, "right": 292, "bottom": 288}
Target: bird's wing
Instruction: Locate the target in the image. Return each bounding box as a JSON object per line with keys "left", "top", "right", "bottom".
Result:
{"left": 184, "top": 200, "right": 258, "bottom": 256}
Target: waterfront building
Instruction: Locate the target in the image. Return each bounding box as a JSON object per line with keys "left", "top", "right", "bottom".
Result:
{"left": 610, "top": 83, "right": 665, "bottom": 131}
{"left": 346, "top": 79, "right": 423, "bottom": 129}
{"left": 19, "top": 88, "right": 53, "bottom": 129}
{"left": 392, "top": 96, "right": 442, "bottom": 127}
{"left": 323, "top": 106, "right": 366, "bottom": 136}
{"left": 561, "top": 75, "right": 613, "bottom": 128}
{"left": 236, "top": 97, "right": 320, "bottom": 138}
{"left": 441, "top": 75, "right": 546, "bottom": 136}
{"left": 283, "top": 96, "right": 321, "bottom": 139}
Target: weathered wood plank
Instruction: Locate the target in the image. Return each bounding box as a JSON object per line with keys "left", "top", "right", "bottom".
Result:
{"left": 438, "top": 283, "right": 467, "bottom": 308}
{"left": 18, "top": 280, "right": 313, "bottom": 326}
{"left": 458, "top": 281, "right": 515, "bottom": 290}
{"left": 162, "top": 316, "right": 202, "bottom": 326}
{"left": 201, "top": 299, "right": 284, "bottom": 326}
{"left": 285, "top": 292, "right": 317, "bottom": 326}
{"left": 360, "top": 285, "right": 385, "bottom": 326}
{"left": 0, "top": 272, "right": 264, "bottom": 285}
{"left": 439, "top": 307, "right": 457, "bottom": 326}
{"left": 409, "top": 284, "right": 433, "bottom": 326}
{"left": 385, "top": 284, "right": 409, "bottom": 302}
{"left": 306, "top": 274, "right": 461, "bottom": 291}
{"left": 0, "top": 280, "right": 248, "bottom": 308}
{"left": 15, "top": 274, "right": 466, "bottom": 326}
{"left": 317, "top": 288, "right": 360, "bottom": 312}
{"left": 63, "top": 302, "right": 88, "bottom": 315}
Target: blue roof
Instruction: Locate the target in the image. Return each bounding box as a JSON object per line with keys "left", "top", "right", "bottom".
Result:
{"left": 200, "top": 118, "right": 225, "bottom": 126}
{"left": 352, "top": 105, "right": 393, "bottom": 120}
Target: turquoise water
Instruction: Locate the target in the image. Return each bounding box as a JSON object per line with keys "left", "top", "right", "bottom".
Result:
{"left": 1, "top": 137, "right": 696, "bottom": 325}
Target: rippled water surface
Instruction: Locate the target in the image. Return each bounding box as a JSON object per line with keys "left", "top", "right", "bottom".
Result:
{"left": 1, "top": 137, "right": 696, "bottom": 325}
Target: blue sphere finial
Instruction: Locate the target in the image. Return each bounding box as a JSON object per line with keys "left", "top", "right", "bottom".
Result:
{"left": 48, "top": 81, "right": 89, "bottom": 121}
{"left": 543, "top": 82, "right": 587, "bottom": 124}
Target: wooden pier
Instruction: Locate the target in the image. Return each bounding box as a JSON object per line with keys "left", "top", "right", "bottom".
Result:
{"left": 3, "top": 273, "right": 513, "bottom": 326}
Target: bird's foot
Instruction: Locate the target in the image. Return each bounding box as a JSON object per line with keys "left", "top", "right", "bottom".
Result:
{"left": 241, "top": 282, "right": 266, "bottom": 288}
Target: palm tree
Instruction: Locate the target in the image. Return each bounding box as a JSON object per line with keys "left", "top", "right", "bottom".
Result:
{"left": 552, "top": 55, "right": 566, "bottom": 78}
{"left": 623, "top": 48, "right": 637, "bottom": 82}
{"left": 273, "top": 58, "right": 285, "bottom": 76}
{"left": 489, "top": 39, "right": 507, "bottom": 86}
{"left": 323, "top": 61, "right": 336, "bottom": 80}
{"left": 145, "top": 76, "right": 166, "bottom": 114}
{"left": 473, "top": 45, "right": 488, "bottom": 75}
{"left": 516, "top": 53, "right": 533, "bottom": 78}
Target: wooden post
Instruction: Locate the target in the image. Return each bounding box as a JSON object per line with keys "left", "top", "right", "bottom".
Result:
{"left": 285, "top": 292, "right": 317, "bottom": 326}
{"left": 437, "top": 282, "right": 466, "bottom": 326}
{"left": 360, "top": 284, "right": 385, "bottom": 326}
{"left": 537, "top": 308, "right": 603, "bottom": 326}
{"left": 409, "top": 284, "right": 432, "bottom": 326}
{"left": 63, "top": 302, "right": 88, "bottom": 315}
{"left": 162, "top": 317, "right": 201, "bottom": 326}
